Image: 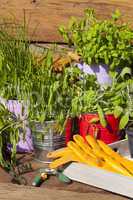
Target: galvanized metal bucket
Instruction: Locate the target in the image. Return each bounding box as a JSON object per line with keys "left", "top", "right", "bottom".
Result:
{"left": 32, "top": 121, "right": 66, "bottom": 163}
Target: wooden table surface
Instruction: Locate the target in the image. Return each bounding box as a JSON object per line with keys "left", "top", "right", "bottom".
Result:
{"left": 0, "top": 182, "right": 128, "bottom": 200}
{"left": 0, "top": 154, "right": 129, "bottom": 200}
{"left": 0, "top": 0, "right": 133, "bottom": 42}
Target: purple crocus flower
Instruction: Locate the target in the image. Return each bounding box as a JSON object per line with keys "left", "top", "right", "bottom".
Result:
{"left": 76, "top": 63, "right": 112, "bottom": 86}
{"left": 0, "top": 98, "right": 33, "bottom": 153}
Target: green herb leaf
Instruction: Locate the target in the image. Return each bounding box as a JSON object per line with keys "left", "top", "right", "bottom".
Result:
{"left": 114, "top": 106, "right": 123, "bottom": 118}
{"left": 120, "top": 67, "right": 132, "bottom": 79}
{"left": 89, "top": 117, "right": 99, "bottom": 123}
{"left": 119, "top": 113, "right": 129, "bottom": 129}
{"left": 97, "top": 104, "right": 107, "bottom": 127}
{"left": 112, "top": 9, "right": 121, "bottom": 21}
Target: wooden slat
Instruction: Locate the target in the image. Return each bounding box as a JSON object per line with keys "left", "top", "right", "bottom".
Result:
{"left": 0, "top": 182, "right": 127, "bottom": 200}
{"left": 0, "top": 0, "right": 133, "bottom": 42}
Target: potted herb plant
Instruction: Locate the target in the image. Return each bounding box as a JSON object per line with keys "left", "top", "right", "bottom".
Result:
{"left": 64, "top": 65, "right": 133, "bottom": 144}
{"left": 28, "top": 50, "right": 72, "bottom": 162}
{"left": 0, "top": 23, "right": 34, "bottom": 153}
{"left": 59, "top": 9, "right": 133, "bottom": 86}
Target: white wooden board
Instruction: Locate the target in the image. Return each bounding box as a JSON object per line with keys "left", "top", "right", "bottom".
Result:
{"left": 63, "top": 163, "right": 133, "bottom": 198}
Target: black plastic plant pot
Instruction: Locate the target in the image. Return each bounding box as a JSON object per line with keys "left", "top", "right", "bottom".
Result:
{"left": 126, "top": 127, "right": 133, "bottom": 158}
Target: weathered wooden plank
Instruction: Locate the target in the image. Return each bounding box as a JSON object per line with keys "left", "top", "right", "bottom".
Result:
{"left": 0, "top": 0, "right": 133, "bottom": 42}
{"left": 0, "top": 183, "right": 128, "bottom": 200}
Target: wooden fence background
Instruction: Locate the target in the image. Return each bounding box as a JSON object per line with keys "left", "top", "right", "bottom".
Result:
{"left": 0, "top": 0, "right": 133, "bottom": 42}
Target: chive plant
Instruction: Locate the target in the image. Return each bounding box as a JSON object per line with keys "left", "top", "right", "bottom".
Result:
{"left": 0, "top": 24, "right": 34, "bottom": 101}
{"left": 0, "top": 24, "right": 34, "bottom": 166}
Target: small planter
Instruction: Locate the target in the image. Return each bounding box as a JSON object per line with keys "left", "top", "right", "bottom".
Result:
{"left": 78, "top": 113, "right": 120, "bottom": 144}
{"left": 65, "top": 114, "right": 121, "bottom": 144}
{"left": 32, "top": 121, "right": 66, "bottom": 163}
{"left": 126, "top": 127, "right": 133, "bottom": 158}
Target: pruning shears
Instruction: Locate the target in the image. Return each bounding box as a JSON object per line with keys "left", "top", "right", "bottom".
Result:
{"left": 39, "top": 168, "right": 72, "bottom": 184}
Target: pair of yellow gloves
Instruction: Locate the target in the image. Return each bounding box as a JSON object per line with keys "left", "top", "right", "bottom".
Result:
{"left": 47, "top": 134, "right": 133, "bottom": 177}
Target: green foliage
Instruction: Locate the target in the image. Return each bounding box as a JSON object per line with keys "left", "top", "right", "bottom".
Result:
{"left": 0, "top": 103, "right": 24, "bottom": 167}
{"left": 59, "top": 8, "right": 133, "bottom": 71}
{"left": 58, "top": 8, "right": 133, "bottom": 129}
{"left": 0, "top": 24, "right": 35, "bottom": 166}
{"left": 112, "top": 9, "right": 121, "bottom": 21}
{"left": 67, "top": 68, "right": 133, "bottom": 129}
{"left": 26, "top": 49, "right": 133, "bottom": 131}
{"left": 0, "top": 24, "right": 34, "bottom": 100}
{"left": 119, "top": 113, "right": 129, "bottom": 130}
{"left": 27, "top": 50, "right": 73, "bottom": 129}
{"left": 97, "top": 104, "right": 107, "bottom": 127}
{"left": 0, "top": 12, "right": 132, "bottom": 154}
